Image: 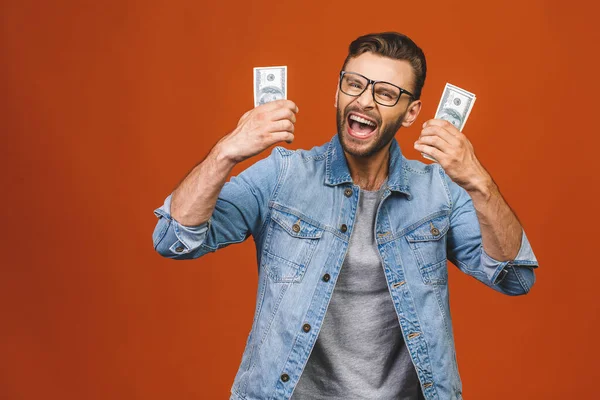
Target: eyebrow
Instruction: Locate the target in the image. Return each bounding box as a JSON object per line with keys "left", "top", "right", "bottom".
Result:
{"left": 347, "top": 71, "right": 403, "bottom": 88}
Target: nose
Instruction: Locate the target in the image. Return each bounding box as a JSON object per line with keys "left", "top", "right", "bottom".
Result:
{"left": 356, "top": 83, "right": 375, "bottom": 109}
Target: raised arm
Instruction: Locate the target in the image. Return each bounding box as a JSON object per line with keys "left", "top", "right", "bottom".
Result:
{"left": 152, "top": 100, "right": 298, "bottom": 259}
{"left": 415, "top": 119, "right": 538, "bottom": 295}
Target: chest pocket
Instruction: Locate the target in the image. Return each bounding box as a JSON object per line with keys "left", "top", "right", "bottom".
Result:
{"left": 261, "top": 207, "right": 324, "bottom": 283}
{"left": 406, "top": 214, "right": 450, "bottom": 285}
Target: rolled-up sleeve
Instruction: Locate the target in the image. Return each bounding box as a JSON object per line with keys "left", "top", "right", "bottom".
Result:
{"left": 480, "top": 230, "right": 538, "bottom": 294}
{"left": 152, "top": 195, "right": 211, "bottom": 259}
{"left": 152, "top": 147, "right": 285, "bottom": 260}
{"left": 443, "top": 169, "right": 539, "bottom": 296}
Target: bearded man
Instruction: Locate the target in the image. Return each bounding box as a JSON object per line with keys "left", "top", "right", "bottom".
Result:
{"left": 152, "top": 32, "right": 539, "bottom": 400}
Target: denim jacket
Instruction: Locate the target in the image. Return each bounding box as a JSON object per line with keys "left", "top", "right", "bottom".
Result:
{"left": 152, "top": 134, "right": 538, "bottom": 400}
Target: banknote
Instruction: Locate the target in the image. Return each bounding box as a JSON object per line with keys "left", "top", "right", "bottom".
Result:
{"left": 253, "top": 66, "right": 287, "bottom": 107}
{"left": 422, "top": 83, "right": 476, "bottom": 162}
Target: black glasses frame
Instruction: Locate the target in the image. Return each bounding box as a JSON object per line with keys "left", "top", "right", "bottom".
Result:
{"left": 339, "top": 71, "right": 415, "bottom": 107}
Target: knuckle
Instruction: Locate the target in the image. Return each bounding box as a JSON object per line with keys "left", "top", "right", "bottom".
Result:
{"left": 256, "top": 112, "right": 267, "bottom": 121}
{"left": 257, "top": 130, "right": 268, "bottom": 140}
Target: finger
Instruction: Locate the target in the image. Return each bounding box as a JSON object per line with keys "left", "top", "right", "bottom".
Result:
{"left": 422, "top": 119, "right": 460, "bottom": 135}
{"left": 259, "top": 99, "right": 299, "bottom": 114}
{"left": 268, "top": 119, "right": 294, "bottom": 134}
{"left": 419, "top": 125, "right": 460, "bottom": 147}
{"left": 414, "top": 143, "right": 445, "bottom": 161}
{"left": 268, "top": 107, "right": 297, "bottom": 124}
{"left": 415, "top": 134, "right": 451, "bottom": 153}
{"left": 271, "top": 131, "right": 295, "bottom": 144}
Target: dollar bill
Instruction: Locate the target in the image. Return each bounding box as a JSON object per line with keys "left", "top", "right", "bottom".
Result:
{"left": 422, "top": 83, "right": 476, "bottom": 162}
{"left": 254, "top": 66, "right": 287, "bottom": 107}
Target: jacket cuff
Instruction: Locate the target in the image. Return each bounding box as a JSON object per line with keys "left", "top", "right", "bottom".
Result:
{"left": 153, "top": 195, "right": 209, "bottom": 256}
{"left": 481, "top": 229, "right": 539, "bottom": 285}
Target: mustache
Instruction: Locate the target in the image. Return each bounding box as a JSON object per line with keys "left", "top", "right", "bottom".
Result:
{"left": 344, "top": 106, "right": 381, "bottom": 126}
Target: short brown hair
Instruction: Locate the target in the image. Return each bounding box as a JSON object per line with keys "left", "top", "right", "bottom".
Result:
{"left": 342, "top": 32, "right": 427, "bottom": 100}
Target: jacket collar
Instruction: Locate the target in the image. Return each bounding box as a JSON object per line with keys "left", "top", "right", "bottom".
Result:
{"left": 324, "top": 134, "right": 412, "bottom": 198}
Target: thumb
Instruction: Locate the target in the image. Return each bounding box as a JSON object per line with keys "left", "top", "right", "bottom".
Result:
{"left": 237, "top": 110, "right": 252, "bottom": 127}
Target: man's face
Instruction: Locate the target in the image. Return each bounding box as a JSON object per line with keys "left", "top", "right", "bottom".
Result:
{"left": 336, "top": 52, "right": 421, "bottom": 158}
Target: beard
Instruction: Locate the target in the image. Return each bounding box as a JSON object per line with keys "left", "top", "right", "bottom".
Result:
{"left": 336, "top": 104, "right": 406, "bottom": 158}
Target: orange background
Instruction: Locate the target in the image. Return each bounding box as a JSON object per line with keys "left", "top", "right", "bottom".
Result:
{"left": 1, "top": 0, "right": 599, "bottom": 399}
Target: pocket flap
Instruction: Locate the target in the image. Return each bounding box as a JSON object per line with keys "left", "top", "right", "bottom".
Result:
{"left": 270, "top": 208, "right": 323, "bottom": 239}
{"left": 406, "top": 214, "right": 450, "bottom": 242}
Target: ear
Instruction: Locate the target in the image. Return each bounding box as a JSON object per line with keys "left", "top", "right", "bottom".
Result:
{"left": 401, "top": 99, "right": 422, "bottom": 128}
{"left": 334, "top": 86, "right": 339, "bottom": 108}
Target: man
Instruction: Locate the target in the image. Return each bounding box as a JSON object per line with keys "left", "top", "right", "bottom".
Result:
{"left": 152, "top": 32, "right": 538, "bottom": 400}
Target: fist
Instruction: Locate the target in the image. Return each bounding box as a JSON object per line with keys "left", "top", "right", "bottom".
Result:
{"left": 414, "top": 119, "right": 491, "bottom": 192}
{"left": 217, "top": 100, "right": 299, "bottom": 164}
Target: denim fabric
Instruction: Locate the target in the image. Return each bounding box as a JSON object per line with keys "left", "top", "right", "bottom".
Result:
{"left": 152, "top": 134, "right": 538, "bottom": 400}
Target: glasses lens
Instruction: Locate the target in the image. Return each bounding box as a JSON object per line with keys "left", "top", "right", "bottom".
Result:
{"left": 341, "top": 73, "right": 368, "bottom": 96}
{"left": 373, "top": 82, "right": 401, "bottom": 106}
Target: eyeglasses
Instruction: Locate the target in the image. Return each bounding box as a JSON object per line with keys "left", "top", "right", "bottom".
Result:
{"left": 339, "top": 71, "right": 414, "bottom": 107}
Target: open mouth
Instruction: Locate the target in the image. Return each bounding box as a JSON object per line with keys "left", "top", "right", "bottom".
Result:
{"left": 346, "top": 112, "right": 378, "bottom": 139}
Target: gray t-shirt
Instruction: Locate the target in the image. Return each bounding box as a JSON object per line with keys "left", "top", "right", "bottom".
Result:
{"left": 292, "top": 186, "right": 424, "bottom": 400}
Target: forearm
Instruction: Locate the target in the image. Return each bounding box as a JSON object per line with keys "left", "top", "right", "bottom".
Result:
{"left": 171, "top": 144, "right": 237, "bottom": 227}
{"left": 466, "top": 176, "right": 523, "bottom": 261}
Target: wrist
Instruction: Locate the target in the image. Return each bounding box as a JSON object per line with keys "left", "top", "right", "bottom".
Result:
{"left": 211, "top": 142, "right": 240, "bottom": 168}
{"left": 466, "top": 175, "right": 496, "bottom": 203}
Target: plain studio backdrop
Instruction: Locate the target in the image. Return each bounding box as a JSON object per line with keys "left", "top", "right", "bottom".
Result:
{"left": 1, "top": 0, "right": 599, "bottom": 399}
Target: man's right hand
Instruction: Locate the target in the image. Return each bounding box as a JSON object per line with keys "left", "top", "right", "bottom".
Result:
{"left": 215, "top": 100, "right": 299, "bottom": 164}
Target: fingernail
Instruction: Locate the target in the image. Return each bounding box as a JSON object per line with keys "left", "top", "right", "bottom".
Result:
{"left": 422, "top": 122, "right": 426, "bottom": 128}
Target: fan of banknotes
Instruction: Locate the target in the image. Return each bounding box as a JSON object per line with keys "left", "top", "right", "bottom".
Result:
{"left": 253, "top": 66, "right": 476, "bottom": 163}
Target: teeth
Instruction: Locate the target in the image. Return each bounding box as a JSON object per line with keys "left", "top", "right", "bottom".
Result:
{"left": 349, "top": 114, "right": 376, "bottom": 126}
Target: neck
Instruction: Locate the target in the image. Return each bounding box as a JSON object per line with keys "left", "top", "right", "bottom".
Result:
{"left": 345, "top": 144, "right": 390, "bottom": 191}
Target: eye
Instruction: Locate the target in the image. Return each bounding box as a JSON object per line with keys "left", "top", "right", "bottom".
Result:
{"left": 349, "top": 80, "right": 364, "bottom": 89}
{"left": 376, "top": 89, "right": 394, "bottom": 99}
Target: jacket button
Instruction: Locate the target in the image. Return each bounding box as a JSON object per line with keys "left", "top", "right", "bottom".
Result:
{"left": 292, "top": 223, "right": 301, "bottom": 233}
{"left": 340, "top": 224, "right": 348, "bottom": 233}
{"left": 322, "top": 273, "right": 331, "bottom": 282}
{"left": 281, "top": 373, "right": 290, "bottom": 382}
{"left": 302, "top": 323, "right": 311, "bottom": 332}
{"left": 344, "top": 188, "right": 353, "bottom": 197}
{"left": 175, "top": 246, "right": 184, "bottom": 253}
{"left": 431, "top": 227, "right": 440, "bottom": 236}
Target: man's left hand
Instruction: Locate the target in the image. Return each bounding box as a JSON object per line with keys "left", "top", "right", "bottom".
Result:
{"left": 414, "top": 119, "right": 492, "bottom": 194}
